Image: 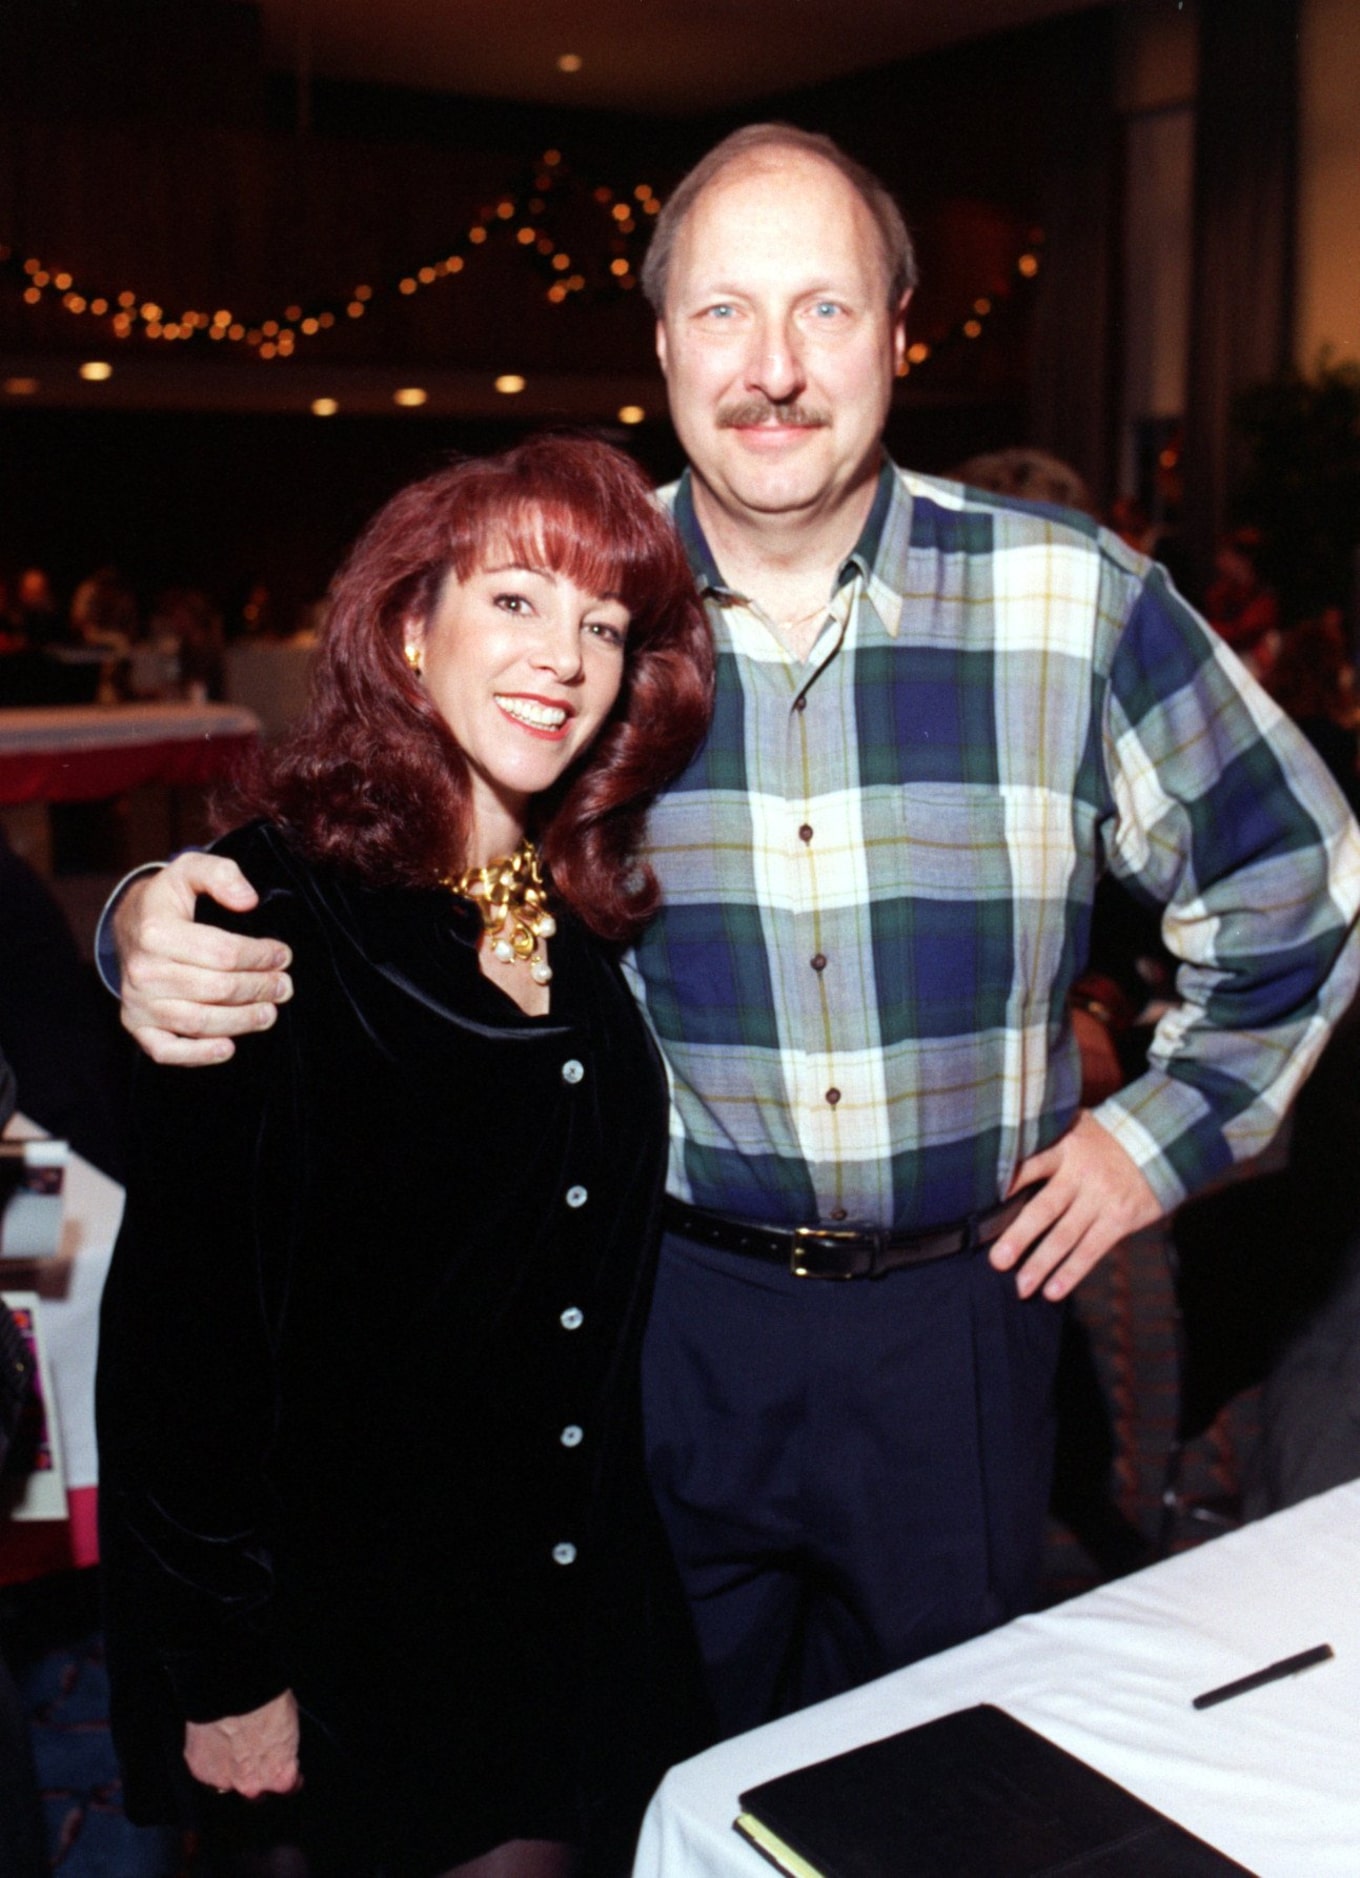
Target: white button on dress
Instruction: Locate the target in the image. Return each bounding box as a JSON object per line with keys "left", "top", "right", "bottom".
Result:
{"left": 559, "top": 1424, "right": 583, "bottom": 1448}
{"left": 559, "top": 1307, "right": 584, "bottom": 1330}
{"left": 561, "top": 1059, "right": 585, "bottom": 1084}
{"left": 552, "top": 1542, "right": 577, "bottom": 1566}
{"left": 565, "top": 1185, "right": 588, "bottom": 1209}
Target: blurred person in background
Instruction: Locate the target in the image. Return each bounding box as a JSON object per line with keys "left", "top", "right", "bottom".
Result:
{"left": 1265, "top": 610, "right": 1360, "bottom": 814}
{"left": 12, "top": 568, "right": 63, "bottom": 648}
{"left": 70, "top": 564, "right": 138, "bottom": 653}
{"left": 953, "top": 445, "right": 1093, "bottom": 514}
{"left": 1203, "top": 526, "right": 1281, "bottom": 682}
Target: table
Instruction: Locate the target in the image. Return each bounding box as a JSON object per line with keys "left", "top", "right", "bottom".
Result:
{"left": 0, "top": 700, "right": 260, "bottom": 806}
{"left": 1, "top": 1120, "right": 123, "bottom": 1580}
{"left": 636, "top": 1482, "right": 1360, "bottom": 1876}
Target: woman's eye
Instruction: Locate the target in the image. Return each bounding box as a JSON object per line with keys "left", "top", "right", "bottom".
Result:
{"left": 494, "top": 593, "right": 531, "bottom": 615}
{"left": 586, "top": 620, "right": 627, "bottom": 648}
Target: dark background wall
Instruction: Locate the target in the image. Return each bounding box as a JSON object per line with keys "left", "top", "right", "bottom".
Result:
{"left": 0, "top": 2, "right": 1117, "bottom": 625}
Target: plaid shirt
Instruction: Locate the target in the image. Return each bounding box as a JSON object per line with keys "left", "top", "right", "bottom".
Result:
{"left": 624, "top": 460, "right": 1360, "bottom": 1230}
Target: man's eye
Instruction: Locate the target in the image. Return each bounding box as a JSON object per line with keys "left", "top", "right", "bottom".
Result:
{"left": 703, "top": 303, "right": 736, "bottom": 320}
{"left": 810, "top": 301, "right": 846, "bottom": 319}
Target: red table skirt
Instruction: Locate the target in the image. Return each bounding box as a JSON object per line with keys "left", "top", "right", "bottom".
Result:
{"left": 0, "top": 1484, "right": 99, "bottom": 1586}
{"left": 0, "top": 735, "right": 257, "bottom": 807}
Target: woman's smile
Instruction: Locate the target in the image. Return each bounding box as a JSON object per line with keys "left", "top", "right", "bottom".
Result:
{"left": 409, "top": 562, "right": 629, "bottom": 859}
{"left": 493, "top": 691, "right": 576, "bottom": 737}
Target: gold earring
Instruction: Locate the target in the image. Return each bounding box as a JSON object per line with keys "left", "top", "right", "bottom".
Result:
{"left": 404, "top": 643, "right": 423, "bottom": 677}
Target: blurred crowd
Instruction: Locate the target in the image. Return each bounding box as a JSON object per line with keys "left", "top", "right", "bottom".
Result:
{"left": 4, "top": 466, "right": 1356, "bottom": 816}
{"left": 0, "top": 565, "right": 326, "bottom": 711}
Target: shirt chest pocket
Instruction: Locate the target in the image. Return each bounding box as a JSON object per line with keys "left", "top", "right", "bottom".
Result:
{"left": 860, "top": 784, "right": 1085, "bottom": 1038}
{"left": 865, "top": 784, "right": 1015, "bottom": 902}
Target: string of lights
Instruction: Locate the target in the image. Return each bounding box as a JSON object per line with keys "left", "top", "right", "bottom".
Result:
{"left": 0, "top": 146, "right": 1043, "bottom": 372}
{"left": 895, "top": 232, "right": 1043, "bottom": 379}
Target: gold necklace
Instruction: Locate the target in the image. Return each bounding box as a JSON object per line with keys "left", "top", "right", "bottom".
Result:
{"left": 776, "top": 597, "right": 831, "bottom": 634}
{"left": 442, "top": 838, "right": 556, "bottom": 985}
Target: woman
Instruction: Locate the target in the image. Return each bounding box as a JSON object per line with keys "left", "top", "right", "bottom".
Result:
{"left": 97, "top": 436, "right": 714, "bottom": 1878}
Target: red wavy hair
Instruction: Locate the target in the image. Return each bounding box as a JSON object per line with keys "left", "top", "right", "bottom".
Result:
{"left": 226, "top": 434, "right": 713, "bottom": 942}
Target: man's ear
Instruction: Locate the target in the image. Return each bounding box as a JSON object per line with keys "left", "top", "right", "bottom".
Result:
{"left": 655, "top": 319, "right": 670, "bottom": 379}
{"left": 891, "top": 290, "right": 912, "bottom": 377}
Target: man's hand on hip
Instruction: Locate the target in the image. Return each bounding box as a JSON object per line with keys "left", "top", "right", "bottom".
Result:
{"left": 989, "top": 1111, "right": 1163, "bottom": 1301}
{"left": 117, "top": 852, "right": 292, "bottom": 1066}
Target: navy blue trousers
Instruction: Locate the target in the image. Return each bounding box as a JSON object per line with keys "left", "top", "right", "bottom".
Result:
{"left": 641, "top": 1230, "right": 1064, "bottom": 1739}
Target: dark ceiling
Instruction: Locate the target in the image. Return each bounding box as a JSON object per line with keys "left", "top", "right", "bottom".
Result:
{"left": 253, "top": 0, "right": 1108, "bottom": 116}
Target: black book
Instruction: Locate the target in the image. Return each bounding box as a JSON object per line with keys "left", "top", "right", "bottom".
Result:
{"left": 734, "top": 1704, "right": 1255, "bottom": 1877}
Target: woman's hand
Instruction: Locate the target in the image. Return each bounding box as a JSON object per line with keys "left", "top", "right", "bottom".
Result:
{"left": 183, "top": 1688, "right": 302, "bottom": 1799}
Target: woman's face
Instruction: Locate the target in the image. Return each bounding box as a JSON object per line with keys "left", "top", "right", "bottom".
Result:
{"left": 407, "top": 557, "right": 631, "bottom": 860}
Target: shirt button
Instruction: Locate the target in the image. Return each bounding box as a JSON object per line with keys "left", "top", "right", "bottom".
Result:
{"left": 811, "top": 953, "right": 827, "bottom": 972}
{"left": 565, "top": 1185, "right": 588, "bottom": 1208}
{"left": 794, "top": 695, "right": 807, "bottom": 713}
{"left": 798, "top": 824, "right": 814, "bottom": 844}
{"left": 829, "top": 1207, "right": 848, "bottom": 1221}
{"left": 560, "top": 1306, "right": 584, "bottom": 1330}
{"left": 559, "top": 1424, "right": 583, "bottom": 1448}
{"left": 552, "top": 1542, "right": 577, "bottom": 1566}
{"left": 825, "top": 1088, "right": 841, "bottom": 1106}
{"left": 561, "top": 1059, "right": 585, "bottom": 1085}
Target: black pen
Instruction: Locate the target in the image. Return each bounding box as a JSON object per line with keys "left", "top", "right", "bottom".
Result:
{"left": 1193, "top": 1643, "right": 1334, "bottom": 1710}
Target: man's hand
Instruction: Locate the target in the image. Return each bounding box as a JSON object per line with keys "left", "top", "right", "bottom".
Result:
{"left": 989, "top": 1111, "right": 1163, "bottom": 1302}
{"left": 184, "top": 1688, "right": 301, "bottom": 1799}
{"left": 117, "top": 853, "right": 292, "bottom": 1066}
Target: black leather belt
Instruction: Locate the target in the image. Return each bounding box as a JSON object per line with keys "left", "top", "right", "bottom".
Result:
{"left": 663, "top": 1186, "right": 1040, "bottom": 1280}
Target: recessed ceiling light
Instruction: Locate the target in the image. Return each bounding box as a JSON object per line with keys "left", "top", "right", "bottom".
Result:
{"left": 617, "top": 405, "right": 645, "bottom": 426}
{"left": 311, "top": 397, "right": 339, "bottom": 417}
{"left": 494, "top": 374, "right": 526, "bottom": 395}
{"left": 393, "top": 387, "right": 428, "bottom": 408}
{"left": 557, "top": 53, "right": 582, "bottom": 73}
{"left": 3, "top": 376, "right": 39, "bottom": 395}
{"left": 79, "top": 360, "right": 113, "bottom": 382}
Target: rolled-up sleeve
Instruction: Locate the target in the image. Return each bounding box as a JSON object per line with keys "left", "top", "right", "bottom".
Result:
{"left": 1092, "top": 562, "right": 1360, "bottom": 1207}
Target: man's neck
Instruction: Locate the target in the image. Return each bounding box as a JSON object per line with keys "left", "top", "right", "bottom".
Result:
{"left": 690, "top": 472, "right": 879, "bottom": 638}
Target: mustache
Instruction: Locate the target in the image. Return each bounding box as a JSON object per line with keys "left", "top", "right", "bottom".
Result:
{"left": 717, "top": 397, "right": 831, "bottom": 429}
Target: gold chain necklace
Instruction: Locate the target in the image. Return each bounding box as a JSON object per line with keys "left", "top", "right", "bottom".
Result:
{"left": 776, "top": 597, "right": 831, "bottom": 634}
{"left": 442, "top": 838, "right": 556, "bottom": 985}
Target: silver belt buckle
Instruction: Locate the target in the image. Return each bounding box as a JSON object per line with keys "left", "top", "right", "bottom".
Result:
{"left": 791, "top": 1224, "right": 880, "bottom": 1279}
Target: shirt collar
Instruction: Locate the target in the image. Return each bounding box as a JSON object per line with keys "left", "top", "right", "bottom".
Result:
{"left": 671, "top": 470, "right": 732, "bottom": 598}
{"left": 672, "top": 457, "right": 900, "bottom": 605}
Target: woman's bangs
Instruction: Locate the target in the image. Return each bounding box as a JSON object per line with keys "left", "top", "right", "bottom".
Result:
{"left": 448, "top": 485, "right": 650, "bottom": 611}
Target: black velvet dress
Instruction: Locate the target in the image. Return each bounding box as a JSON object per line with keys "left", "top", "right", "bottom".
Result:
{"left": 97, "top": 822, "right": 707, "bottom": 1877}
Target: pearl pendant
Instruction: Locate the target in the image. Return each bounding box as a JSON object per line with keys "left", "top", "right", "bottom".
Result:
{"left": 493, "top": 939, "right": 515, "bottom": 963}
{"left": 538, "top": 914, "right": 557, "bottom": 938}
{"left": 530, "top": 960, "right": 553, "bottom": 985}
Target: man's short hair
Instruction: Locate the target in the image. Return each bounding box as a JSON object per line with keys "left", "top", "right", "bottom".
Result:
{"left": 640, "top": 123, "right": 918, "bottom": 315}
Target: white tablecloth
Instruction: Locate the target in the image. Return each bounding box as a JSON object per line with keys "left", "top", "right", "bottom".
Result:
{"left": 636, "top": 1482, "right": 1360, "bottom": 1876}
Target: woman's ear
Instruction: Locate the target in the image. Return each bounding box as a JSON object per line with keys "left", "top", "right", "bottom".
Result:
{"left": 402, "top": 619, "right": 426, "bottom": 678}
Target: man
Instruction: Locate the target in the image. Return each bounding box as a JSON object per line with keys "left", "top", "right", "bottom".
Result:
{"left": 109, "top": 126, "right": 1360, "bottom": 1738}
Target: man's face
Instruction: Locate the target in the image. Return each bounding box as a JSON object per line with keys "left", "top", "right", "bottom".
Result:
{"left": 656, "top": 152, "right": 908, "bottom": 531}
